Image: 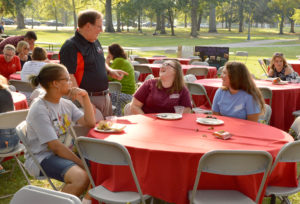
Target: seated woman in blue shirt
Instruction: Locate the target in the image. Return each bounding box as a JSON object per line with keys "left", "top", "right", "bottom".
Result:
{"left": 212, "top": 62, "right": 265, "bottom": 122}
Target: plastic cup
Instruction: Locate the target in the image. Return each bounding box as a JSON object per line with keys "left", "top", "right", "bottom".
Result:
{"left": 174, "top": 106, "right": 184, "bottom": 115}
{"left": 105, "top": 116, "right": 117, "bottom": 127}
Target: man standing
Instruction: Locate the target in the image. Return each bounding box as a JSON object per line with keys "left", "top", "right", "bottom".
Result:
{"left": 0, "top": 31, "right": 37, "bottom": 54}
{"left": 0, "top": 44, "right": 21, "bottom": 79}
{"left": 60, "top": 10, "right": 126, "bottom": 120}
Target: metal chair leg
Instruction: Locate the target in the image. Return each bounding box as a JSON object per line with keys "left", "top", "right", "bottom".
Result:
{"left": 270, "top": 195, "right": 276, "bottom": 204}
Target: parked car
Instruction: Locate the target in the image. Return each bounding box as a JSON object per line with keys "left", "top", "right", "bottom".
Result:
{"left": 142, "top": 22, "right": 156, "bottom": 27}
{"left": 24, "top": 18, "right": 41, "bottom": 26}
{"left": 45, "top": 20, "right": 64, "bottom": 26}
{"left": 1, "top": 18, "right": 14, "bottom": 25}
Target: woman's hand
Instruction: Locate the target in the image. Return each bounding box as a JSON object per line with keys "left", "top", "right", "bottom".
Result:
{"left": 68, "top": 87, "right": 88, "bottom": 101}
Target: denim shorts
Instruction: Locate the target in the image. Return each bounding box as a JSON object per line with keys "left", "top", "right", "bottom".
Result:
{"left": 40, "top": 155, "right": 76, "bottom": 182}
{"left": 0, "top": 128, "right": 20, "bottom": 154}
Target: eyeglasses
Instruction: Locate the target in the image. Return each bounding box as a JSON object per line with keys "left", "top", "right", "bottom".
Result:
{"left": 162, "top": 62, "right": 176, "bottom": 69}
{"left": 58, "top": 77, "right": 71, "bottom": 82}
{"left": 4, "top": 53, "right": 14, "bottom": 57}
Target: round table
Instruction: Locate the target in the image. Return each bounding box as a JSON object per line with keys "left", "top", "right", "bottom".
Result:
{"left": 139, "top": 64, "right": 217, "bottom": 81}
{"left": 288, "top": 60, "right": 300, "bottom": 75}
{"left": 194, "top": 78, "right": 300, "bottom": 131}
{"left": 9, "top": 73, "right": 21, "bottom": 80}
{"left": 88, "top": 114, "right": 297, "bottom": 204}
{"left": 12, "top": 92, "right": 28, "bottom": 110}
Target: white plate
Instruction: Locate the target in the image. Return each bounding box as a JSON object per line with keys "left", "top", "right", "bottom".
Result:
{"left": 156, "top": 113, "right": 182, "bottom": 120}
{"left": 196, "top": 117, "right": 224, "bottom": 125}
{"left": 94, "top": 125, "right": 125, "bottom": 133}
{"left": 273, "top": 81, "right": 288, "bottom": 85}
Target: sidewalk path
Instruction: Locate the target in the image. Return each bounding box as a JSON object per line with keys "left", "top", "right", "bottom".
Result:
{"left": 129, "top": 39, "right": 300, "bottom": 52}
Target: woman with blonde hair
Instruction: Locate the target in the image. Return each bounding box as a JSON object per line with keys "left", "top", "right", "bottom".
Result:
{"left": 268, "top": 52, "right": 296, "bottom": 81}
{"left": 130, "top": 60, "right": 192, "bottom": 114}
{"left": 212, "top": 62, "right": 265, "bottom": 122}
{"left": 16, "top": 40, "right": 31, "bottom": 68}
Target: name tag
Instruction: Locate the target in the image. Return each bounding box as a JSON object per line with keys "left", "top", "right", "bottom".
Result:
{"left": 170, "top": 94, "right": 180, "bottom": 99}
{"left": 233, "top": 104, "right": 243, "bottom": 112}
{"left": 97, "top": 47, "right": 103, "bottom": 54}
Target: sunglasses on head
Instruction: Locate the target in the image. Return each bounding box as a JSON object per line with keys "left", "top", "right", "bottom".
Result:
{"left": 273, "top": 52, "right": 283, "bottom": 57}
{"left": 162, "top": 62, "right": 176, "bottom": 69}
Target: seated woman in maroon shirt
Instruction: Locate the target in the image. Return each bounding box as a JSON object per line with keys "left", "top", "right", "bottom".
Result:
{"left": 130, "top": 60, "right": 192, "bottom": 114}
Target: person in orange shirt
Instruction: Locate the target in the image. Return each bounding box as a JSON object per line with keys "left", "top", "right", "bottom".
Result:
{"left": 0, "top": 44, "right": 21, "bottom": 79}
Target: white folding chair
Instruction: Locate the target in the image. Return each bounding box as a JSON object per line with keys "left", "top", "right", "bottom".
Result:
{"left": 8, "top": 80, "right": 35, "bottom": 93}
{"left": 184, "top": 74, "right": 197, "bottom": 83}
{"left": 234, "top": 51, "right": 248, "bottom": 63}
{"left": 189, "top": 150, "right": 272, "bottom": 204}
{"left": 265, "top": 140, "right": 300, "bottom": 204}
{"left": 153, "top": 59, "right": 164, "bottom": 64}
{"left": 75, "top": 136, "right": 152, "bottom": 204}
{"left": 16, "top": 121, "right": 61, "bottom": 191}
{"left": 108, "top": 81, "right": 122, "bottom": 115}
{"left": 289, "top": 117, "right": 300, "bottom": 140}
{"left": 133, "top": 65, "right": 153, "bottom": 75}
{"left": 190, "top": 61, "right": 209, "bottom": 66}
{"left": 217, "top": 66, "right": 224, "bottom": 77}
{"left": 134, "top": 71, "right": 140, "bottom": 83}
{"left": 186, "top": 67, "right": 209, "bottom": 78}
{"left": 258, "top": 104, "right": 272, "bottom": 125}
{"left": 186, "top": 82, "right": 212, "bottom": 114}
{"left": 259, "top": 87, "right": 272, "bottom": 106}
{"left": 130, "top": 61, "right": 140, "bottom": 65}
{"left": 0, "top": 109, "right": 30, "bottom": 199}
{"left": 258, "top": 59, "right": 268, "bottom": 75}
{"left": 10, "top": 185, "right": 81, "bottom": 204}
{"left": 134, "top": 57, "right": 149, "bottom": 64}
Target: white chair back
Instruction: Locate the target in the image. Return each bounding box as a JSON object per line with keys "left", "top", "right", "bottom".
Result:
{"left": 10, "top": 185, "right": 81, "bottom": 204}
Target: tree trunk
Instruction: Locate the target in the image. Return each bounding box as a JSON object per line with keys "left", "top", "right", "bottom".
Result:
{"left": 16, "top": 5, "right": 25, "bottom": 29}
{"left": 156, "top": 10, "right": 161, "bottom": 32}
{"left": 289, "top": 18, "right": 295, "bottom": 33}
{"left": 168, "top": 8, "right": 175, "bottom": 36}
{"left": 126, "top": 20, "right": 129, "bottom": 32}
{"left": 54, "top": 6, "right": 58, "bottom": 31}
{"left": 105, "top": 0, "right": 115, "bottom": 32}
{"left": 116, "top": 3, "right": 121, "bottom": 32}
{"left": 209, "top": 2, "right": 217, "bottom": 33}
{"left": 197, "top": 10, "right": 202, "bottom": 31}
{"left": 190, "top": 0, "right": 198, "bottom": 37}
{"left": 72, "top": 0, "right": 77, "bottom": 29}
{"left": 160, "top": 12, "right": 166, "bottom": 34}
{"left": 138, "top": 9, "right": 142, "bottom": 33}
{"left": 238, "top": 0, "right": 244, "bottom": 32}
{"left": 184, "top": 14, "right": 187, "bottom": 28}
{"left": 279, "top": 13, "right": 284, "bottom": 35}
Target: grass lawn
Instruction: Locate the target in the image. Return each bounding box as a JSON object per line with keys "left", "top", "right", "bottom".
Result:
{"left": 1, "top": 26, "right": 300, "bottom": 203}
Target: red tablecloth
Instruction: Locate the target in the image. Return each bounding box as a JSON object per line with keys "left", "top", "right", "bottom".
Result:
{"left": 47, "top": 51, "right": 59, "bottom": 60}
{"left": 288, "top": 60, "right": 300, "bottom": 75}
{"left": 138, "top": 64, "right": 217, "bottom": 81}
{"left": 88, "top": 114, "right": 297, "bottom": 204}
{"left": 12, "top": 92, "right": 28, "bottom": 110}
{"left": 8, "top": 73, "right": 21, "bottom": 80}
{"left": 145, "top": 57, "right": 191, "bottom": 65}
{"left": 193, "top": 78, "right": 300, "bottom": 131}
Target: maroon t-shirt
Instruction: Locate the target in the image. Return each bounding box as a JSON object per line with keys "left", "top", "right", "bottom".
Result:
{"left": 0, "top": 36, "right": 24, "bottom": 54}
{"left": 134, "top": 78, "right": 192, "bottom": 113}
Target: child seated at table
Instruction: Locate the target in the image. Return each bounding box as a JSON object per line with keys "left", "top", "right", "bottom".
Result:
{"left": 212, "top": 62, "right": 265, "bottom": 122}
{"left": 268, "top": 52, "right": 297, "bottom": 81}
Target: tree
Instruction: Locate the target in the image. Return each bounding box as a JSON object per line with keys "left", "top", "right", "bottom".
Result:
{"left": 208, "top": 1, "right": 217, "bottom": 32}
{"left": 190, "top": 0, "right": 199, "bottom": 37}
{"left": 237, "top": 0, "right": 245, "bottom": 32}
{"left": 105, "top": 0, "right": 115, "bottom": 32}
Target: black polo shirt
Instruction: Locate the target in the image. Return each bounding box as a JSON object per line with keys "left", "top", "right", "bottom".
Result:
{"left": 60, "top": 31, "right": 108, "bottom": 92}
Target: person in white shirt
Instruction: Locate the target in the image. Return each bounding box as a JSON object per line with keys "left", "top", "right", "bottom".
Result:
{"left": 21, "top": 47, "right": 47, "bottom": 82}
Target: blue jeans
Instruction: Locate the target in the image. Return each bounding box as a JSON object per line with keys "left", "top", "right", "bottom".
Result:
{"left": 0, "top": 128, "right": 20, "bottom": 154}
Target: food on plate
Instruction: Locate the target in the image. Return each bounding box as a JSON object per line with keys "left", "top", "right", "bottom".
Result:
{"left": 97, "top": 120, "right": 113, "bottom": 130}
{"left": 213, "top": 130, "right": 232, "bottom": 140}
{"left": 272, "top": 77, "right": 281, "bottom": 84}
